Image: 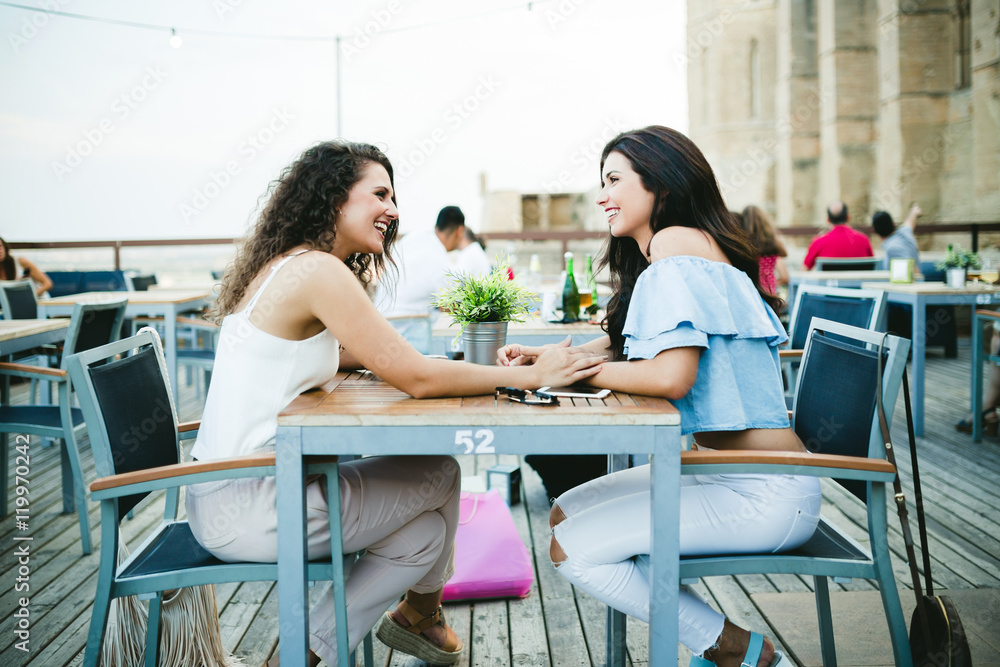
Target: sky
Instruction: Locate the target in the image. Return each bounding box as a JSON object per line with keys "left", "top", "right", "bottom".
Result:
{"left": 0, "top": 0, "right": 687, "bottom": 242}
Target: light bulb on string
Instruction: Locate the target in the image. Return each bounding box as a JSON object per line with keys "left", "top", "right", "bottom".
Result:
{"left": 169, "top": 28, "right": 183, "bottom": 48}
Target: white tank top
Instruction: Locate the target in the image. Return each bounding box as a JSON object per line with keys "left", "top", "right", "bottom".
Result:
{"left": 191, "top": 251, "right": 341, "bottom": 461}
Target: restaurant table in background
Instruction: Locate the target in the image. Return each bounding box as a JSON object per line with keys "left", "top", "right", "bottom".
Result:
{"left": 275, "top": 371, "right": 681, "bottom": 667}
{"left": 787, "top": 270, "right": 894, "bottom": 305}
{"left": 432, "top": 316, "right": 606, "bottom": 356}
{"left": 37, "top": 290, "right": 211, "bottom": 402}
{"left": 861, "top": 281, "right": 1000, "bottom": 436}
{"left": 0, "top": 319, "right": 70, "bottom": 404}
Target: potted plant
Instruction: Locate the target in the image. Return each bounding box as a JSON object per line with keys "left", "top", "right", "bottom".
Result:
{"left": 936, "top": 244, "right": 981, "bottom": 288}
{"left": 432, "top": 262, "right": 536, "bottom": 364}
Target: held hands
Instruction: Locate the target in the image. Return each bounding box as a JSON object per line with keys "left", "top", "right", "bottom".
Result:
{"left": 497, "top": 336, "right": 606, "bottom": 386}
{"left": 496, "top": 336, "right": 572, "bottom": 367}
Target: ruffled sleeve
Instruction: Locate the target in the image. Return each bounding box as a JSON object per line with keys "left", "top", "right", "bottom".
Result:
{"left": 623, "top": 256, "right": 787, "bottom": 360}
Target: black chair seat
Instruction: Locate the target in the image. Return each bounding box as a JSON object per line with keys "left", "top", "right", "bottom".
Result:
{"left": 0, "top": 405, "right": 84, "bottom": 429}
{"left": 680, "top": 519, "right": 868, "bottom": 563}
{"left": 119, "top": 521, "right": 346, "bottom": 584}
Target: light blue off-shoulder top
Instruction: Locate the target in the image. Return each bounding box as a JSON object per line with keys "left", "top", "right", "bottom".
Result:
{"left": 623, "top": 256, "right": 789, "bottom": 435}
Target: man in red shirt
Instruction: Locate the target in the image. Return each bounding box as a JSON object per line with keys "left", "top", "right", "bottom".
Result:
{"left": 803, "top": 200, "right": 874, "bottom": 269}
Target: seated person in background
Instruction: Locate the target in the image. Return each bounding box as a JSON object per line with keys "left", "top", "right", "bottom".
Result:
{"left": 957, "top": 322, "right": 1000, "bottom": 436}
{"left": 0, "top": 236, "right": 53, "bottom": 296}
{"left": 452, "top": 227, "right": 492, "bottom": 278}
{"left": 872, "top": 203, "right": 921, "bottom": 268}
{"left": 802, "top": 200, "right": 873, "bottom": 270}
{"left": 500, "top": 126, "right": 805, "bottom": 667}
{"left": 740, "top": 205, "right": 789, "bottom": 296}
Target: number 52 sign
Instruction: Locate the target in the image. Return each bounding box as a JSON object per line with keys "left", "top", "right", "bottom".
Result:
{"left": 454, "top": 429, "right": 496, "bottom": 454}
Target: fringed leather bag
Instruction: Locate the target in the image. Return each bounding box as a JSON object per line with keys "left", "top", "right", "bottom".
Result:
{"left": 876, "top": 338, "right": 972, "bottom": 667}
{"left": 101, "top": 528, "right": 246, "bottom": 667}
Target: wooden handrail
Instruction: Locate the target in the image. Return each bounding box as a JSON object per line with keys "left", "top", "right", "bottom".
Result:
{"left": 9, "top": 221, "right": 1000, "bottom": 268}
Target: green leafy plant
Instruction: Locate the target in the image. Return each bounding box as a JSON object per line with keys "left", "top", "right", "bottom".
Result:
{"left": 432, "top": 262, "right": 536, "bottom": 335}
{"left": 936, "top": 245, "right": 982, "bottom": 270}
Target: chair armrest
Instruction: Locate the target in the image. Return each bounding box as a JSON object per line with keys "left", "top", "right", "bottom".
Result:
{"left": 680, "top": 450, "right": 896, "bottom": 482}
{"left": 90, "top": 454, "right": 278, "bottom": 499}
{"left": 178, "top": 420, "right": 200, "bottom": 440}
{"left": 90, "top": 453, "right": 345, "bottom": 500}
{"left": 778, "top": 349, "right": 803, "bottom": 360}
{"left": 975, "top": 309, "right": 1000, "bottom": 321}
{"left": 0, "top": 362, "right": 66, "bottom": 380}
{"left": 176, "top": 316, "right": 219, "bottom": 330}
{"left": 787, "top": 410, "right": 793, "bottom": 421}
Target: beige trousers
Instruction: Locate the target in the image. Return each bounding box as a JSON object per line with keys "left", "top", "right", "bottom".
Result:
{"left": 186, "top": 455, "right": 461, "bottom": 663}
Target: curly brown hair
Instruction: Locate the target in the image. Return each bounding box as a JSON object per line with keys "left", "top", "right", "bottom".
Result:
{"left": 212, "top": 140, "right": 399, "bottom": 320}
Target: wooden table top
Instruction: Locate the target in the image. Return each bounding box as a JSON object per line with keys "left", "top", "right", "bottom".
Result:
{"left": 432, "top": 316, "right": 605, "bottom": 337}
{"left": 860, "top": 281, "right": 1000, "bottom": 295}
{"left": 0, "top": 319, "right": 70, "bottom": 343}
{"left": 38, "top": 290, "right": 211, "bottom": 306}
{"left": 278, "top": 371, "right": 678, "bottom": 427}
{"left": 789, "top": 269, "right": 892, "bottom": 281}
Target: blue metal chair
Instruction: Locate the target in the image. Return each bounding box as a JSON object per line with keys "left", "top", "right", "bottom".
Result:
{"left": 66, "top": 330, "right": 373, "bottom": 667}
{"left": 781, "top": 285, "right": 887, "bottom": 400}
{"left": 971, "top": 309, "right": 1000, "bottom": 442}
{"left": 676, "top": 319, "right": 913, "bottom": 666}
{"left": 0, "top": 299, "right": 127, "bottom": 555}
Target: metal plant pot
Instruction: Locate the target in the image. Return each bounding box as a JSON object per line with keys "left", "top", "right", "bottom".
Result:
{"left": 462, "top": 321, "right": 508, "bottom": 365}
{"left": 945, "top": 267, "right": 967, "bottom": 288}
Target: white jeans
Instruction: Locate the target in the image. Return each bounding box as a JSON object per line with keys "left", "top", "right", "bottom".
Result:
{"left": 552, "top": 464, "right": 821, "bottom": 655}
{"left": 186, "top": 455, "right": 461, "bottom": 664}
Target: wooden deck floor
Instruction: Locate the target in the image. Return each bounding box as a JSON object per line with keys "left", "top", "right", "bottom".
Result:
{"left": 2, "top": 340, "right": 999, "bottom": 667}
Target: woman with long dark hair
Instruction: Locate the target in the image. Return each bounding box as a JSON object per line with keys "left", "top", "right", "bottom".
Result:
{"left": 0, "top": 236, "right": 53, "bottom": 296}
{"left": 499, "top": 127, "right": 811, "bottom": 667}
{"left": 190, "top": 140, "right": 605, "bottom": 666}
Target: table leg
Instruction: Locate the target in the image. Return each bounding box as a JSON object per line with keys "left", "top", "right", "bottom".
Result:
{"left": 276, "top": 428, "right": 310, "bottom": 667}
{"left": 972, "top": 314, "right": 985, "bottom": 443}
{"left": 606, "top": 454, "right": 630, "bottom": 667}
{"left": 649, "top": 425, "right": 680, "bottom": 665}
{"left": 163, "top": 307, "right": 179, "bottom": 403}
{"left": 911, "top": 298, "right": 927, "bottom": 437}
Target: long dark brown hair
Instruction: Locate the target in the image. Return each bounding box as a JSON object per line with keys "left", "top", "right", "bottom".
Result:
{"left": 741, "top": 205, "right": 787, "bottom": 257}
{"left": 597, "top": 126, "right": 782, "bottom": 359}
{"left": 0, "top": 237, "right": 16, "bottom": 281}
{"left": 213, "top": 141, "right": 399, "bottom": 319}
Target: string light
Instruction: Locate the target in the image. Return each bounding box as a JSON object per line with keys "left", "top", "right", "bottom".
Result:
{"left": 0, "top": 0, "right": 559, "bottom": 45}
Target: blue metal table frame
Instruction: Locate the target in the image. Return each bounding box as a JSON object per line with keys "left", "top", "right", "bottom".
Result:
{"left": 0, "top": 319, "right": 71, "bottom": 404}
{"left": 275, "top": 374, "right": 682, "bottom": 667}
{"left": 37, "top": 290, "right": 210, "bottom": 403}
{"left": 862, "top": 281, "right": 1000, "bottom": 436}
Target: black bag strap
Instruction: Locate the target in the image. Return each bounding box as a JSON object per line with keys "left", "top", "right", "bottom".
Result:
{"left": 902, "top": 370, "right": 935, "bottom": 596}
{"left": 874, "top": 334, "right": 931, "bottom": 634}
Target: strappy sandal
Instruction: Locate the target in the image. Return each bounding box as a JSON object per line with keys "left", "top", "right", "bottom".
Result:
{"left": 689, "top": 631, "right": 790, "bottom": 667}
{"left": 955, "top": 409, "right": 999, "bottom": 436}
{"left": 375, "top": 601, "right": 463, "bottom": 665}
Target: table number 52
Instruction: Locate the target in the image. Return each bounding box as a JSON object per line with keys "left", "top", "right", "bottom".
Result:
{"left": 455, "top": 429, "right": 495, "bottom": 454}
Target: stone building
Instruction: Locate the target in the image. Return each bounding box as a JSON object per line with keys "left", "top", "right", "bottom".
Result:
{"left": 687, "top": 0, "right": 1000, "bottom": 233}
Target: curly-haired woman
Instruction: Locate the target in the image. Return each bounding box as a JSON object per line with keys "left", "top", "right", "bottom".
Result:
{"left": 185, "top": 140, "right": 605, "bottom": 667}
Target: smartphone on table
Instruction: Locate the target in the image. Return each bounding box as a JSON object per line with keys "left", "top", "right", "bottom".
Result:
{"left": 537, "top": 385, "right": 611, "bottom": 399}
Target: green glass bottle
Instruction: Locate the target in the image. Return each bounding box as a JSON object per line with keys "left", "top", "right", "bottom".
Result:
{"left": 562, "top": 252, "right": 580, "bottom": 322}
{"left": 583, "top": 254, "right": 598, "bottom": 314}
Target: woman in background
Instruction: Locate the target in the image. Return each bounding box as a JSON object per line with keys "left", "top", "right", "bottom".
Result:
{"left": 0, "top": 236, "right": 53, "bottom": 296}
{"left": 740, "top": 205, "right": 788, "bottom": 297}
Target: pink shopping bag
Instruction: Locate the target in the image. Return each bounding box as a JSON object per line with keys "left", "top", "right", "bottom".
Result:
{"left": 442, "top": 489, "right": 535, "bottom": 602}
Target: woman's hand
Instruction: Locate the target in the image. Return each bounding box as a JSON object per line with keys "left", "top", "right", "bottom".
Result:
{"left": 530, "top": 344, "right": 606, "bottom": 387}
{"left": 497, "top": 336, "right": 571, "bottom": 367}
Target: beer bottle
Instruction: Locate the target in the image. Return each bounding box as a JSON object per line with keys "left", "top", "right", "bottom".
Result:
{"left": 583, "top": 254, "right": 598, "bottom": 312}
{"left": 561, "top": 252, "right": 580, "bottom": 322}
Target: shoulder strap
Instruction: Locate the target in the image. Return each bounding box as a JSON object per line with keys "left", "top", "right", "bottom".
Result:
{"left": 875, "top": 335, "right": 931, "bottom": 632}
{"left": 245, "top": 250, "right": 310, "bottom": 315}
